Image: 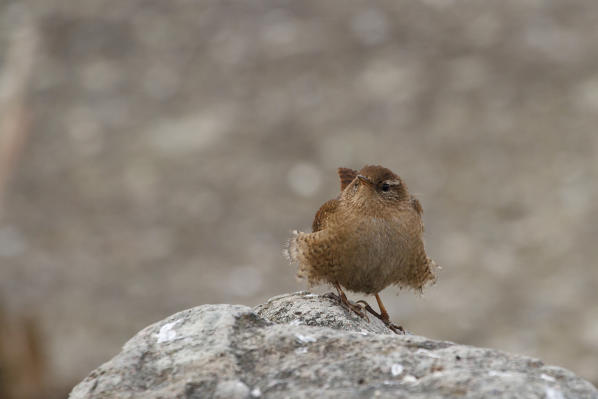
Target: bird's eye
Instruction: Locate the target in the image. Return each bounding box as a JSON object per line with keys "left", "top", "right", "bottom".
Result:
{"left": 381, "top": 183, "right": 390, "bottom": 192}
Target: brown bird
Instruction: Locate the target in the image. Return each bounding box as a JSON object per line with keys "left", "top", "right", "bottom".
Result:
{"left": 287, "top": 165, "right": 438, "bottom": 333}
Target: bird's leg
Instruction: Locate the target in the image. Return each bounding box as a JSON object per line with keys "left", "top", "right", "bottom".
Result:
{"left": 327, "top": 282, "right": 369, "bottom": 321}
{"left": 375, "top": 293, "right": 391, "bottom": 322}
{"left": 375, "top": 293, "right": 405, "bottom": 334}
{"left": 359, "top": 294, "right": 405, "bottom": 334}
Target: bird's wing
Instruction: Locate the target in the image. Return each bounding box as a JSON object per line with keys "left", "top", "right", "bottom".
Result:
{"left": 410, "top": 195, "right": 425, "bottom": 232}
{"left": 312, "top": 199, "right": 339, "bottom": 232}
{"left": 410, "top": 195, "right": 423, "bottom": 216}
{"left": 337, "top": 167, "right": 358, "bottom": 191}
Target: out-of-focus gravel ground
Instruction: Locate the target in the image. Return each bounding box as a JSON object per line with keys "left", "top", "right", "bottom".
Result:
{"left": 1, "top": 0, "right": 597, "bottom": 394}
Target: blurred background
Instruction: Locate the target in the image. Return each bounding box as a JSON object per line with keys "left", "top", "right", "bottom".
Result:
{"left": 1, "top": 0, "right": 597, "bottom": 397}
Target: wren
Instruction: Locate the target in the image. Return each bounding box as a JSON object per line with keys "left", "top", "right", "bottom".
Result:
{"left": 287, "top": 165, "right": 438, "bottom": 333}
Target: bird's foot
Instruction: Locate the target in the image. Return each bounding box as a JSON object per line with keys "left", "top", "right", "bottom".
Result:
{"left": 324, "top": 292, "right": 369, "bottom": 321}
{"left": 345, "top": 300, "right": 369, "bottom": 321}
{"left": 385, "top": 321, "right": 405, "bottom": 335}
{"left": 356, "top": 300, "right": 405, "bottom": 335}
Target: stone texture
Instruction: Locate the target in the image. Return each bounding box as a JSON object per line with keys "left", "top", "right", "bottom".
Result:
{"left": 69, "top": 292, "right": 598, "bottom": 399}
{"left": 254, "top": 292, "right": 393, "bottom": 335}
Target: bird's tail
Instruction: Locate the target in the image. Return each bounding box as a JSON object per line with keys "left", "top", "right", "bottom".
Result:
{"left": 283, "top": 230, "right": 302, "bottom": 265}
{"left": 418, "top": 256, "right": 439, "bottom": 291}
{"left": 284, "top": 229, "right": 332, "bottom": 286}
{"left": 284, "top": 230, "right": 311, "bottom": 281}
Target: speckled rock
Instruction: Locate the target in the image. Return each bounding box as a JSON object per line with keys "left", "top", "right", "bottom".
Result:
{"left": 69, "top": 292, "right": 598, "bottom": 399}
{"left": 254, "top": 291, "right": 393, "bottom": 334}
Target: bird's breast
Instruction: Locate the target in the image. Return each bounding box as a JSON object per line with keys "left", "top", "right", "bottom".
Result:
{"left": 331, "top": 215, "right": 420, "bottom": 293}
{"left": 347, "top": 217, "right": 414, "bottom": 259}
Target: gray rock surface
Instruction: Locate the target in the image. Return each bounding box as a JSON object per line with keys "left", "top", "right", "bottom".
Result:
{"left": 69, "top": 292, "right": 598, "bottom": 399}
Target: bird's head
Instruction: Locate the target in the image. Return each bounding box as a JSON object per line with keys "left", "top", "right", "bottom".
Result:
{"left": 341, "top": 165, "right": 409, "bottom": 210}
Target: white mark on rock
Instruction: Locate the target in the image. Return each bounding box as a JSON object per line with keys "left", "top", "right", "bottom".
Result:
{"left": 415, "top": 348, "right": 441, "bottom": 358}
{"left": 295, "top": 347, "right": 308, "bottom": 354}
{"left": 359, "top": 330, "right": 369, "bottom": 336}
{"left": 250, "top": 387, "right": 262, "bottom": 397}
{"left": 391, "top": 364, "right": 404, "bottom": 376}
{"left": 402, "top": 375, "right": 417, "bottom": 384}
{"left": 541, "top": 373, "right": 556, "bottom": 382}
{"left": 488, "top": 370, "right": 516, "bottom": 378}
{"left": 214, "top": 380, "right": 250, "bottom": 399}
{"left": 545, "top": 387, "right": 564, "bottom": 399}
{"left": 295, "top": 333, "right": 316, "bottom": 343}
{"left": 156, "top": 320, "right": 179, "bottom": 343}
{"left": 289, "top": 319, "right": 304, "bottom": 326}
{"left": 304, "top": 293, "right": 319, "bottom": 298}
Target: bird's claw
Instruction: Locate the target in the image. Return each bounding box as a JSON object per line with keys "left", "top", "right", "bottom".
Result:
{"left": 346, "top": 300, "right": 369, "bottom": 321}
{"left": 385, "top": 322, "right": 405, "bottom": 335}
{"left": 324, "top": 292, "right": 369, "bottom": 321}
{"left": 357, "top": 300, "right": 405, "bottom": 335}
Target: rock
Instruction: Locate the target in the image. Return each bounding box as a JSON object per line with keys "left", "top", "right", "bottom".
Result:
{"left": 254, "top": 292, "right": 393, "bottom": 334}
{"left": 69, "top": 292, "right": 598, "bottom": 399}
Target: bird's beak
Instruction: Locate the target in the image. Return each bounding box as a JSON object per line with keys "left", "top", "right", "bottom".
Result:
{"left": 357, "top": 175, "right": 373, "bottom": 185}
